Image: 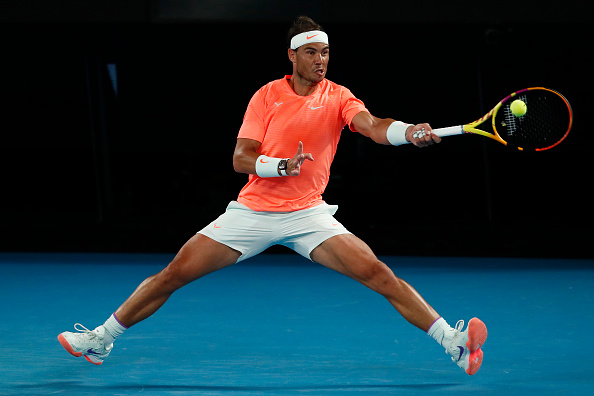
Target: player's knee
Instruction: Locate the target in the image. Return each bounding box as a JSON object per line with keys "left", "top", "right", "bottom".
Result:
{"left": 357, "top": 259, "right": 394, "bottom": 287}
{"left": 156, "top": 262, "right": 192, "bottom": 292}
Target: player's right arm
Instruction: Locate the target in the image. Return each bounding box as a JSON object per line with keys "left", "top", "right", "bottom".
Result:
{"left": 351, "top": 111, "right": 440, "bottom": 148}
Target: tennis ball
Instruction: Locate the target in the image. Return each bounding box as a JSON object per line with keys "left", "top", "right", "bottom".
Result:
{"left": 510, "top": 99, "right": 527, "bottom": 117}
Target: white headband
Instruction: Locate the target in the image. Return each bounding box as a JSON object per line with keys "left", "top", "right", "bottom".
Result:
{"left": 290, "top": 30, "right": 329, "bottom": 50}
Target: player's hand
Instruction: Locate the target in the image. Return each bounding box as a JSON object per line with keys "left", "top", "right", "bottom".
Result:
{"left": 406, "top": 123, "right": 441, "bottom": 148}
{"left": 287, "top": 141, "right": 314, "bottom": 176}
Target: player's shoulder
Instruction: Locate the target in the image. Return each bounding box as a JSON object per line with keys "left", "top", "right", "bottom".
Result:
{"left": 322, "top": 79, "right": 358, "bottom": 102}
{"left": 323, "top": 78, "right": 354, "bottom": 94}
{"left": 323, "top": 78, "right": 344, "bottom": 89}
{"left": 250, "top": 77, "right": 287, "bottom": 100}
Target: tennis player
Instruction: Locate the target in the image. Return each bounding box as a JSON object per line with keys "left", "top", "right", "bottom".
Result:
{"left": 58, "top": 16, "right": 487, "bottom": 375}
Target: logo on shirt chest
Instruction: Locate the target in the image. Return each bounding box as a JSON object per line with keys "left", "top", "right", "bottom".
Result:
{"left": 310, "top": 105, "right": 324, "bottom": 110}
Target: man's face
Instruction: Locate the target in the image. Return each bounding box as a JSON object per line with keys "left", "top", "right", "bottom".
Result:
{"left": 290, "top": 42, "right": 329, "bottom": 85}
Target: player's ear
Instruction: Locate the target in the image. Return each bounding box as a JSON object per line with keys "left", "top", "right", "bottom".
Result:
{"left": 288, "top": 48, "right": 297, "bottom": 64}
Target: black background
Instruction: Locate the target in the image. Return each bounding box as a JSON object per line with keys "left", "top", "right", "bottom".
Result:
{"left": 1, "top": 1, "right": 592, "bottom": 258}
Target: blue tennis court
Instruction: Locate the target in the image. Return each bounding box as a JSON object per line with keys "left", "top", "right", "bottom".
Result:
{"left": 1, "top": 252, "right": 593, "bottom": 395}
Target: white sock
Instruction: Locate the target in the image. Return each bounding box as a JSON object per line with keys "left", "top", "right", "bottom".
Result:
{"left": 101, "top": 313, "right": 128, "bottom": 345}
{"left": 427, "top": 317, "right": 452, "bottom": 347}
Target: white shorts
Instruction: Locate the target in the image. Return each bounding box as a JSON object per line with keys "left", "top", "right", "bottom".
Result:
{"left": 198, "top": 201, "right": 351, "bottom": 263}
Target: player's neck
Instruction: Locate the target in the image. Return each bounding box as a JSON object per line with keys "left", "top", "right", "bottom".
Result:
{"left": 288, "top": 73, "right": 320, "bottom": 96}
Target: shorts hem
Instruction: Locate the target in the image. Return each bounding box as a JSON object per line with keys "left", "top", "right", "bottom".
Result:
{"left": 197, "top": 230, "right": 247, "bottom": 263}
{"left": 303, "top": 230, "right": 352, "bottom": 261}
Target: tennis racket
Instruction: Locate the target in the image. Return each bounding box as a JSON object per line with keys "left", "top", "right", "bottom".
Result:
{"left": 429, "top": 87, "right": 573, "bottom": 151}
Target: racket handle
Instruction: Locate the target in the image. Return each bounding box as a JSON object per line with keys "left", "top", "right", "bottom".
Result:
{"left": 431, "top": 125, "right": 464, "bottom": 137}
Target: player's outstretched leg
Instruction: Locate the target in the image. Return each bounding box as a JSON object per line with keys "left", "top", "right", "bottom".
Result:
{"left": 311, "top": 234, "right": 488, "bottom": 375}
{"left": 58, "top": 234, "right": 241, "bottom": 365}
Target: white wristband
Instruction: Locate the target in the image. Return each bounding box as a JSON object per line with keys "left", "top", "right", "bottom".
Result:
{"left": 386, "top": 121, "right": 413, "bottom": 146}
{"left": 255, "top": 155, "right": 282, "bottom": 177}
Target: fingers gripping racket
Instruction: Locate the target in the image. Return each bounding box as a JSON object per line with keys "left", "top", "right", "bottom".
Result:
{"left": 431, "top": 87, "right": 573, "bottom": 151}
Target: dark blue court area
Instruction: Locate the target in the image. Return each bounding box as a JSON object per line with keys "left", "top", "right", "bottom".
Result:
{"left": 1, "top": 252, "right": 593, "bottom": 395}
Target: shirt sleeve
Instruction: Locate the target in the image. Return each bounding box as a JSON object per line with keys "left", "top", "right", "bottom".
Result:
{"left": 340, "top": 87, "right": 368, "bottom": 132}
{"left": 237, "top": 89, "right": 266, "bottom": 143}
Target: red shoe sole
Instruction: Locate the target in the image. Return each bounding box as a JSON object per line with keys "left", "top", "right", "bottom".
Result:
{"left": 58, "top": 334, "right": 82, "bottom": 357}
{"left": 465, "top": 318, "right": 488, "bottom": 375}
{"left": 58, "top": 334, "right": 104, "bottom": 365}
{"left": 84, "top": 355, "right": 103, "bottom": 365}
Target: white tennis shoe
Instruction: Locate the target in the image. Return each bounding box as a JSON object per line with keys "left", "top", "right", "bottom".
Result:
{"left": 444, "top": 318, "right": 487, "bottom": 375}
{"left": 58, "top": 324, "right": 112, "bottom": 365}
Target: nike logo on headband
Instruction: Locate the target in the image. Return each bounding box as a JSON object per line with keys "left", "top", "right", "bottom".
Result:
{"left": 291, "top": 30, "right": 329, "bottom": 50}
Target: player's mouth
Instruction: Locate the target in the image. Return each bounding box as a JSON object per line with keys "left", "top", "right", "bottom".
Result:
{"left": 314, "top": 68, "right": 325, "bottom": 77}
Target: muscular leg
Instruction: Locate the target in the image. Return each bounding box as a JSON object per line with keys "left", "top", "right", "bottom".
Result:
{"left": 310, "top": 233, "right": 439, "bottom": 332}
{"left": 114, "top": 234, "right": 241, "bottom": 328}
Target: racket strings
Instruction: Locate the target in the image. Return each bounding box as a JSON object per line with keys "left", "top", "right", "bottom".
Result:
{"left": 502, "top": 93, "right": 528, "bottom": 137}
{"left": 496, "top": 91, "right": 571, "bottom": 150}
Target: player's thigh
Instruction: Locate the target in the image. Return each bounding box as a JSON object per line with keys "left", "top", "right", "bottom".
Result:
{"left": 310, "top": 233, "right": 390, "bottom": 283}
{"left": 163, "top": 233, "right": 241, "bottom": 286}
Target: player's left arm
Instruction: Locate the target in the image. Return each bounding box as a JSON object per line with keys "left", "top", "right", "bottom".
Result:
{"left": 233, "top": 138, "right": 314, "bottom": 176}
{"left": 351, "top": 111, "right": 440, "bottom": 148}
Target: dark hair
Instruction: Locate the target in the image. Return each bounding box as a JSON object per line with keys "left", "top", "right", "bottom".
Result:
{"left": 287, "top": 16, "right": 324, "bottom": 48}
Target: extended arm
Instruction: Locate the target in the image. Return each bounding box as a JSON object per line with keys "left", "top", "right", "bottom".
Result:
{"left": 351, "top": 111, "right": 440, "bottom": 148}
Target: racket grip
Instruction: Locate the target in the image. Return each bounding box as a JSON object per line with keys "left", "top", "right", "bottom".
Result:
{"left": 431, "top": 125, "right": 464, "bottom": 137}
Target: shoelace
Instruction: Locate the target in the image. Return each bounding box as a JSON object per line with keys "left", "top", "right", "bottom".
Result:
{"left": 445, "top": 320, "right": 466, "bottom": 361}
{"left": 74, "top": 323, "right": 97, "bottom": 339}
